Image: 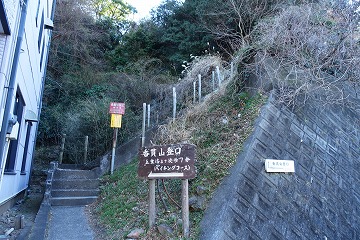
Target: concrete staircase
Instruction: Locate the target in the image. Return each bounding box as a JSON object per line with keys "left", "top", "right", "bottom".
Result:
{"left": 50, "top": 165, "right": 100, "bottom": 206}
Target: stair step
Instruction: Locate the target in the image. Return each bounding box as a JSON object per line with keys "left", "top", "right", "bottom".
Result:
{"left": 51, "top": 189, "right": 100, "bottom": 198}
{"left": 50, "top": 196, "right": 98, "bottom": 206}
{"left": 58, "top": 164, "right": 90, "bottom": 170}
{"left": 54, "top": 169, "right": 98, "bottom": 180}
{"left": 52, "top": 179, "right": 100, "bottom": 190}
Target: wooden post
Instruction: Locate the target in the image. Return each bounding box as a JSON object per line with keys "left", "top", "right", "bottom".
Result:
{"left": 59, "top": 134, "right": 66, "bottom": 164}
{"left": 182, "top": 179, "right": 189, "bottom": 238}
{"left": 110, "top": 128, "right": 118, "bottom": 175}
{"left": 147, "top": 104, "right": 151, "bottom": 128}
{"left": 173, "top": 87, "right": 177, "bottom": 120}
{"left": 212, "top": 71, "right": 215, "bottom": 91}
{"left": 198, "top": 74, "right": 202, "bottom": 102}
{"left": 142, "top": 103, "right": 146, "bottom": 147}
{"left": 193, "top": 81, "right": 196, "bottom": 103}
{"left": 84, "top": 135, "right": 88, "bottom": 164}
{"left": 149, "top": 179, "right": 156, "bottom": 228}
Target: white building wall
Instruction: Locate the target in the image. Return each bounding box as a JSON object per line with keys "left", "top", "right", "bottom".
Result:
{"left": 0, "top": 0, "right": 55, "bottom": 205}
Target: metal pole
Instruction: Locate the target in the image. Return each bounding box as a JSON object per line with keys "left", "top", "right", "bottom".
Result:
{"left": 231, "top": 61, "right": 234, "bottom": 80}
{"left": 110, "top": 128, "right": 118, "bottom": 175}
{"left": 198, "top": 74, "right": 202, "bottom": 102}
{"left": 84, "top": 135, "right": 88, "bottom": 164}
{"left": 216, "top": 66, "right": 221, "bottom": 87}
{"left": 173, "top": 87, "right": 177, "bottom": 120}
{"left": 142, "top": 103, "right": 146, "bottom": 147}
{"left": 212, "top": 71, "right": 215, "bottom": 91}
{"left": 59, "top": 134, "right": 66, "bottom": 164}
{"left": 193, "top": 82, "right": 196, "bottom": 103}
{"left": 147, "top": 104, "right": 151, "bottom": 128}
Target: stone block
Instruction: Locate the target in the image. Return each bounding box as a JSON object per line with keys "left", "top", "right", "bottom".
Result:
{"left": 263, "top": 110, "right": 278, "bottom": 124}
{"left": 232, "top": 196, "right": 250, "bottom": 216}
{"left": 315, "top": 135, "right": 327, "bottom": 151}
{"left": 310, "top": 195, "right": 324, "bottom": 210}
{"left": 314, "top": 156, "right": 326, "bottom": 170}
{"left": 242, "top": 163, "right": 261, "bottom": 187}
{"left": 311, "top": 166, "right": 326, "bottom": 183}
{"left": 325, "top": 178, "right": 338, "bottom": 195}
{"left": 259, "top": 180, "right": 276, "bottom": 202}
{"left": 286, "top": 141, "right": 300, "bottom": 159}
{"left": 267, "top": 103, "right": 281, "bottom": 118}
{"left": 252, "top": 139, "right": 267, "bottom": 158}
{"left": 258, "top": 118, "right": 276, "bottom": 135}
{"left": 249, "top": 211, "right": 268, "bottom": 236}
{"left": 303, "top": 125, "right": 316, "bottom": 140}
{"left": 287, "top": 133, "right": 301, "bottom": 149}
{"left": 278, "top": 113, "right": 292, "bottom": 128}
{"left": 290, "top": 123, "right": 304, "bottom": 138}
{"left": 285, "top": 227, "right": 303, "bottom": 240}
{"left": 236, "top": 175, "right": 257, "bottom": 203}
{"left": 257, "top": 130, "right": 271, "bottom": 145}
{"left": 253, "top": 193, "right": 273, "bottom": 218}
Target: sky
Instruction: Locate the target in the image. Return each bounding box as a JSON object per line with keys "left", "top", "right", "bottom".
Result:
{"left": 126, "top": 0, "right": 163, "bottom": 21}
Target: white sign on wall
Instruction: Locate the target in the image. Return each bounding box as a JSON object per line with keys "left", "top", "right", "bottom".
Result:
{"left": 265, "top": 159, "right": 295, "bottom": 173}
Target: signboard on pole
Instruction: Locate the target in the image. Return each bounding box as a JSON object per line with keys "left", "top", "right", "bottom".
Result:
{"left": 108, "top": 102, "right": 125, "bottom": 175}
{"left": 138, "top": 144, "right": 196, "bottom": 179}
{"left": 110, "top": 114, "right": 122, "bottom": 128}
{"left": 109, "top": 102, "right": 125, "bottom": 115}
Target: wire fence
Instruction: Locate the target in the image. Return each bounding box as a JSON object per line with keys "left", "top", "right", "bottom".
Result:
{"left": 58, "top": 58, "right": 236, "bottom": 165}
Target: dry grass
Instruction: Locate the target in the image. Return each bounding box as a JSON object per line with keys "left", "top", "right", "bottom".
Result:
{"left": 93, "top": 55, "right": 266, "bottom": 239}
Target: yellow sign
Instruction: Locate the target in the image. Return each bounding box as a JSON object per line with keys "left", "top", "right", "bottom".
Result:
{"left": 111, "top": 114, "right": 122, "bottom": 128}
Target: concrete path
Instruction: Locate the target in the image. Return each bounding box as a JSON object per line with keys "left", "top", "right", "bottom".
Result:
{"left": 46, "top": 206, "right": 94, "bottom": 240}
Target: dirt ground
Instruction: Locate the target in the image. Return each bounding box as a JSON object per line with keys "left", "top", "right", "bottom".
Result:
{"left": 0, "top": 184, "right": 43, "bottom": 239}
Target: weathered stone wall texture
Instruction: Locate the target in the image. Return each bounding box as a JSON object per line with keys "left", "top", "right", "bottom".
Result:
{"left": 201, "top": 92, "right": 360, "bottom": 239}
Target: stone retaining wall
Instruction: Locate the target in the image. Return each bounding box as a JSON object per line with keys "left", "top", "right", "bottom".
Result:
{"left": 200, "top": 93, "right": 360, "bottom": 239}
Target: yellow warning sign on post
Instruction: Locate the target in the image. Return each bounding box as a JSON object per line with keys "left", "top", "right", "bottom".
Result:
{"left": 111, "top": 114, "right": 122, "bottom": 128}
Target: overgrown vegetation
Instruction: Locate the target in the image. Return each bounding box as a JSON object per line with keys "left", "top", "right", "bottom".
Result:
{"left": 38, "top": 0, "right": 360, "bottom": 237}
{"left": 38, "top": 0, "right": 360, "bottom": 164}
{"left": 95, "top": 78, "right": 266, "bottom": 239}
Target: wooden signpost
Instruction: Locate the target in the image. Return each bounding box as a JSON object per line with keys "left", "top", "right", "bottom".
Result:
{"left": 109, "top": 102, "right": 125, "bottom": 175}
{"left": 138, "top": 144, "right": 196, "bottom": 238}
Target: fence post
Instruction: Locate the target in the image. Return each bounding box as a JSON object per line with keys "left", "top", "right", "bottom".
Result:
{"left": 147, "top": 104, "right": 151, "bottom": 128}
{"left": 142, "top": 103, "right": 146, "bottom": 147}
{"left": 216, "top": 66, "right": 221, "bottom": 87}
{"left": 173, "top": 87, "right": 177, "bottom": 120}
{"left": 59, "top": 134, "right": 66, "bottom": 164}
{"left": 198, "top": 74, "right": 202, "bottom": 102}
{"left": 231, "top": 62, "right": 234, "bottom": 80}
{"left": 84, "top": 135, "right": 88, "bottom": 164}
{"left": 212, "top": 70, "right": 215, "bottom": 91}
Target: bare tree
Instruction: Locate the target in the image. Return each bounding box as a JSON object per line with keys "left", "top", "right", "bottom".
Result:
{"left": 250, "top": 2, "right": 360, "bottom": 109}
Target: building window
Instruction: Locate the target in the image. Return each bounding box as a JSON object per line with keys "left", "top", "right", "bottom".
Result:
{"left": 35, "top": 0, "right": 40, "bottom": 27}
{"left": 38, "top": 10, "right": 44, "bottom": 52}
{"left": 0, "top": 1, "right": 11, "bottom": 35}
{"left": 40, "top": 36, "right": 45, "bottom": 71}
{"left": 5, "top": 91, "right": 25, "bottom": 173}
{"left": 21, "top": 122, "right": 32, "bottom": 174}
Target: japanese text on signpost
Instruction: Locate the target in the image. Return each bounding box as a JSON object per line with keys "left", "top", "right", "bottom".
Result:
{"left": 138, "top": 144, "right": 196, "bottom": 179}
